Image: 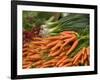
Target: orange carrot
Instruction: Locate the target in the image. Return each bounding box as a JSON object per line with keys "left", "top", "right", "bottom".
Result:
{"left": 86, "top": 47, "right": 90, "bottom": 57}
{"left": 22, "top": 61, "right": 32, "bottom": 65}
{"left": 66, "top": 40, "right": 79, "bottom": 56}
{"left": 23, "top": 65, "right": 30, "bottom": 69}
{"left": 80, "top": 54, "right": 84, "bottom": 64}
{"left": 58, "top": 59, "right": 72, "bottom": 67}
{"left": 60, "top": 31, "right": 75, "bottom": 35}
{"left": 87, "top": 50, "right": 90, "bottom": 65}
{"left": 46, "top": 40, "right": 59, "bottom": 48}
{"left": 23, "top": 52, "right": 28, "bottom": 57}
{"left": 60, "top": 31, "right": 78, "bottom": 36}
{"left": 41, "top": 63, "right": 55, "bottom": 68}
{"left": 26, "top": 64, "right": 32, "bottom": 69}
{"left": 56, "top": 53, "right": 68, "bottom": 60}
{"left": 51, "top": 41, "right": 61, "bottom": 51}
{"left": 23, "top": 43, "right": 29, "bottom": 48}
{"left": 46, "top": 36, "right": 62, "bottom": 40}
{"left": 40, "top": 45, "right": 46, "bottom": 50}
{"left": 61, "top": 36, "right": 76, "bottom": 49}
{"left": 83, "top": 49, "right": 87, "bottom": 61}
{"left": 73, "top": 51, "right": 82, "bottom": 65}
{"left": 23, "top": 48, "right": 28, "bottom": 52}
{"left": 63, "top": 62, "right": 73, "bottom": 67}
{"left": 43, "top": 59, "right": 57, "bottom": 65}
{"left": 49, "top": 49, "right": 61, "bottom": 57}
{"left": 23, "top": 61, "right": 32, "bottom": 69}
{"left": 59, "top": 52, "right": 66, "bottom": 57}
{"left": 71, "top": 49, "right": 81, "bottom": 62}
{"left": 60, "top": 35, "right": 73, "bottom": 39}
{"left": 27, "top": 54, "right": 41, "bottom": 61}
{"left": 32, "top": 41, "right": 46, "bottom": 45}
{"left": 60, "top": 44, "right": 71, "bottom": 52}
{"left": 28, "top": 49, "right": 37, "bottom": 54}
{"left": 56, "top": 56, "right": 67, "bottom": 66}
{"left": 32, "top": 60, "right": 42, "bottom": 66}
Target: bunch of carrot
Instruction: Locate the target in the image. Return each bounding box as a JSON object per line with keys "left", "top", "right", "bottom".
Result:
{"left": 22, "top": 31, "right": 90, "bottom": 69}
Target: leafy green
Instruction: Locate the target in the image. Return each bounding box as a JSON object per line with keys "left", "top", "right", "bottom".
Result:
{"left": 43, "top": 14, "right": 89, "bottom": 36}
{"left": 58, "top": 14, "right": 89, "bottom": 24}
{"left": 23, "top": 11, "right": 61, "bottom": 31}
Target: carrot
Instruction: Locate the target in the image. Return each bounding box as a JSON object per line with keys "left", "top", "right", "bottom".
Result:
{"left": 23, "top": 48, "right": 28, "bottom": 52}
{"left": 46, "top": 36, "right": 62, "bottom": 40}
{"left": 65, "top": 45, "right": 71, "bottom": 50}
{"left": 23, "top": 52, "right": 28, "bottom": 57}
{"left": 60, "top": 35, "right": 73, "bottom": 39}
{"left": 32, "top": 60, "right": 42, "bottom": 66}
{"left": 55, "top": 56, "right": 61, "bottom": 60}
{"left": 58, "top": 63, "right": 64, "bottom": 67}
{"left": 26, "top": 64, "right": 32, "bottom": 69}
{"left": 63, "top": 62, "right": 73, "bottom": 67}
{"left": 60, "top": 44, "right": 71, "bottom": 52}
{"left": 34, "top": 48, "right": 41, "bottom": 53}
{"left": 56, "top": 56, "right": 67, "bottom": 66}
{"left": 60, "top": 31, "right": 78, "bottom": 37}
{"left": 73, "top": 51, "right": 82, "bottom": 65}
{"left": 23, "top": 65, "right": 29, "bottom": 69}
{"left": 23, "top": 43, "right": 29, "bottom": 48}
{"left": 51, "top": 41, "right": 61, "bottom": 51}
{"left": 28, "top": 49, "right": 37, "bottom": 54}
{"left": 27, "top": 54, "right": 41, "bottom": 61}
{"left": 86, "top": 47, "right": 90, "bottom": 57}
{"left": 58, "top": 59, "right": 72, "bottom": 67}
{"left": 66, "top": 40, "right": 79, "bottom": 56}
{"left": 46, "top": 40, "right": 59, "bottom": 48}
{"left": 49, "top": 49, "right": 61, "bottom": 57}
{"left": 41, "top": 63, "right": 55, "bottom": 68}
{"left": 22, "top": 61, "right": 32, "bottom": 65}
{"left": 28, "top": 44, "right": 33, "bottom": 48}
{"left": 80, "top": 54, "right": 84, "bottom": 64}
{"left": 43, "top": 59, "right": 57, "bottom": 65}
{"left": 59, "top": 52, "right": 66, "bottom": 57}
{"left": 23, "top": 61, "right": 32, "bottom": 69}
{"left": 54, "top": 52, "right": 66, "bottom": 60}
{"left": 71, "top": 49, "right": 81, "bottom": 61}
{"left": 41, "top": 39, "right": 49, "bottom": 44}
{"left": 74, "top": 63, "right": 79, "bottom": 66}
{"left": 60, "top": 31, "right": 74, "bottom": 35}
{"left": 83, "top": 49, "right": 87, "bottom": 61}
{"left": 61, "top": 36, "right": 76, "bottom": 49}
{"left": 40, "top": 45, "right": 46, "bottom": 50}
{"left": 32, "top": 41, "right": 46, "bottom": 45}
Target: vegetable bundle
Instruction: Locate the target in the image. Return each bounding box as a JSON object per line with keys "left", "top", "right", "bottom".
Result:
{"left": 23, "top": 31, "right": 89, "bottom": 68}
{"left": 22, "top": 12, "right": 89, "bottom": 69}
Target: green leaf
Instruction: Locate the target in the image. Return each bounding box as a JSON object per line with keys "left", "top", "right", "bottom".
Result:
{"left": 46, "top": 14, "right": 89, "bottom": 36}
{"left": 59, "top": 14, "right": 89, "bottom": 24}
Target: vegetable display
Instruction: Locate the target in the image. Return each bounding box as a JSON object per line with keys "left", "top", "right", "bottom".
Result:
{"left": 22, "top": 11, "right": 90, "bottom": 69}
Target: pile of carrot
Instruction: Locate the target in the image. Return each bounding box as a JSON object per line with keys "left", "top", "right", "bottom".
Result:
{"left": 22, "top": 31, "right": 90, "bottom": 69}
